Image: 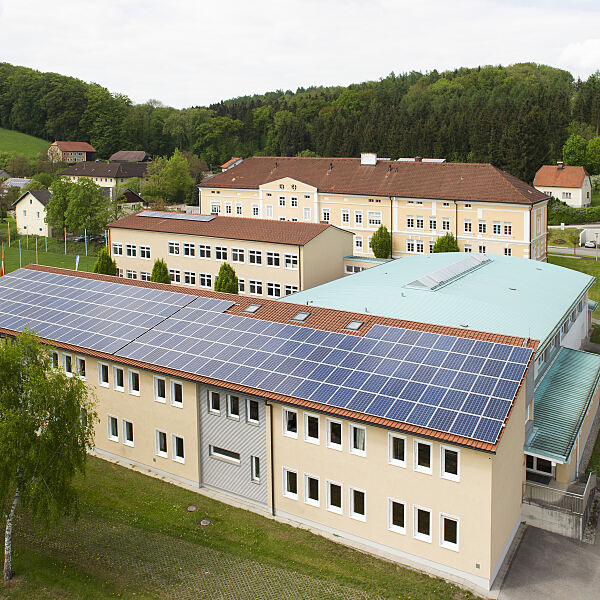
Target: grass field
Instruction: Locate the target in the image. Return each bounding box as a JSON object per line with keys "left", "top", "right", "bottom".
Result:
{"left": 548, "top": 255, "right": 600, "bottom": 313}
{"left": 0, "top": 128, "right": 50, "bottom": 160}
{"left": 548, "top": 226, "right": 581, "bottom": 247}
{"left": 0, "top": 457, "right": 481, "bottom": 599}
{"left": 590, "top": 187, "right": 600, "bottom": 207}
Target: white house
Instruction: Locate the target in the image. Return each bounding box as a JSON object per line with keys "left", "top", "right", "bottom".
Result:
{"left": 533, "top": 163, "right": 592, "bottom": 208}
{"left": 12, "top": 190, "right": 52, "bottom": 237}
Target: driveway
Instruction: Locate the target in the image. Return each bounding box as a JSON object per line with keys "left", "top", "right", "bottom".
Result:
{"left": 499, "top": 526, "right": 600, "bottom": 600}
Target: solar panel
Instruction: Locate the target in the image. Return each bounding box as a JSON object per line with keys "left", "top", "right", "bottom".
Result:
{"left": 138, "top": 210, "right": 215, "bottom": 222}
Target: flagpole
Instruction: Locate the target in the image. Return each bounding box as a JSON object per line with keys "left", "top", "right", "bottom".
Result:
{"left": 19, "top": 240, "right": 22, "bottom": 268}
{"left": 36, "top": 237, "right": 38, "bottom": 264}
{"left": 1, "top": 242, "right": 5, "bottom": 277}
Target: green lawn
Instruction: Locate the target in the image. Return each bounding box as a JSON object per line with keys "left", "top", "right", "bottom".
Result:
{"left": 0, "top": 457, "right": 482, "bottom": 599}
{"left": 548, "top": 226, "right": 581, "bottom": 247}
{"left": 590, "top": 187, "right": 600, "bottom": 207}
{"left": 0, "top": 128, "right": 49, "bottom": 160}
{"left": 548, "top": 255, "right": 600, "bottom": 313}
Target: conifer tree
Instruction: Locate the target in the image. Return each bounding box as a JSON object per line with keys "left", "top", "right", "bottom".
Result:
{"left": 92, "top": 247, "right": 117, "bottom": 276}
{"left": 214, "top": 262, "right": 238, "bottom": 294}
{"left": 369, "top": 225, "right": 392, "bottom": 258}
{"left": 150, "top": 258, "right": 171, "bottom": 284}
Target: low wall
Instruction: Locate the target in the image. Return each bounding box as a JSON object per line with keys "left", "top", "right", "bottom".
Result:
{"left": 522, "top": 503, "right": 583, "bottom": 539}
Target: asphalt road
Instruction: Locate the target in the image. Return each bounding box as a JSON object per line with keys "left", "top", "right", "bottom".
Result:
{"left": 549, "top": 245, "right": 600, "bottom": 259}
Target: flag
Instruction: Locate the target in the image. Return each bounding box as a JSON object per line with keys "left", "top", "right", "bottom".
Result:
{"left": 1, "top": 243, "right": 4, "bottom": 277}
{"left": 75, "top": 255, "right": 80, "bottom": 271}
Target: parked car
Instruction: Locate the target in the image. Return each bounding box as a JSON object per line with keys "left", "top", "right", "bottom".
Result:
{"left": 584, "top": 240, "right": 596, "bottom": 248}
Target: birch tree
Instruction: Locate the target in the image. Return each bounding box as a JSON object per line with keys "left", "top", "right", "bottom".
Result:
{"left": 0, "top": 330, "right": 96, "bottom": 581}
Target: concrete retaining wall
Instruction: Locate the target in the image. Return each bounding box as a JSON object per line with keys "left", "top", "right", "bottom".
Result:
{"left": 522, "top": 504, "right": 582, "bottom": 539}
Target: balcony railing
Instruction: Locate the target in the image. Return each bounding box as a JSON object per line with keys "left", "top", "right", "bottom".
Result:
{"left": 522, "top": 472, "right": 597, "bottom": 515}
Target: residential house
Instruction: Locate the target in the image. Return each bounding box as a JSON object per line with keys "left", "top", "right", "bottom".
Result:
{"left": 107, "top": 210, "right": 353, "bottom": 297}
{"left": 221, "top": 157, "right": 243, "bottom": 172}
{"left": 61, "top": 162, "right": 149, "bottom": 199}
{"left": 109, "top": 150, "right": 151, "bottom": 162}
{"left": 12, "top": 190, "right": 52, "bottom": 236}
{"left": 533, "top": 162, "right": 592, "bottom": 208}
{"left": 48, "top": 141, "right": 96, "bottom": 163}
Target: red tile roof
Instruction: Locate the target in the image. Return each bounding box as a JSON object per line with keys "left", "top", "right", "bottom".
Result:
{"left": 51, "top": 141, "right": 96, "bottom": 152}
{"left": 533, "top": 165, "right": 588, "bottom": 188}
{"left": 9, "top": 265, "right": 537, "bottom": 454}
{"left": 221, "top": 157, "right": 241, "bottom": 169}
{"left": 199, "top": 156, "right": 549, "bottom": 205}
{"left": 107, "top": 211, "right": 344, "bottom": 246}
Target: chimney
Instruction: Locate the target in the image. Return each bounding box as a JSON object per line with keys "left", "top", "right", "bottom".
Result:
{"left": 360, "top": 153, "right": 377, "bottom": 166}
{"left": 414, "top": 156, "right": 423, "bottom": 163}
{"left": 557, "top": 161, "right": 564, "bottom": 170}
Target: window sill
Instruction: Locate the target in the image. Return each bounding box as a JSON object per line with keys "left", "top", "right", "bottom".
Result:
{"left": 441, "top": 473, "right": 460, "bottom": 482}
{"left": 123, "top": 441, "right": 134, "bottom": 448}
{"left": 129, "top": 391, "right": 140, "bottom": 397}
{"left": 350, "top": 513, "right": 366, "bottom": 522}
{"left": 283, "top": 432, "right": 298, "bottom": 439}
{"left": 414, "top": 466, "right": 432, "bottom": 475}
{"left": 283, "top": 493, "right": 298, "bottom": 501}
{"left": 99, "top": 382, "right": 110, "bottom": 388}
{"left": 154, "top": 397, "right": 167, "bottom": 404}
{"left": 388, "top": 460, "right": 406, "bottom": 468}
{"left": 305, "top": 499, "right": 320, "bottom": 508}
{"left": 156, "top": 452, "right": 168, "bottom": 459}
{"left": 440, "top": 541, "right": 459, "bottom": 552}
{"left": 414, "top": 534, "right": 432, "bottom": 544}
{"left": 327, "top": 506, "right": 343, "bottom": 515}
{"left": 108, "top": 436, "right": 119, "bottom": 443}
{"left": 172, "top": 457, "right": 185, "bottom": 464}
{"left": 326, "top": 443, "right": 343, "bottom": 452}
{"left": 388, "top": 525, "right": 406, "bottom": 535}
{"left": 171, "top": 402, "right": 184, "bottom": 409}
{"left": 304, "top": 437, "right": 320, "bottom": 445}
{"left": 114, "top": 387, "right": 125, "bottom": 393}
{"left": 350, "top": 449, "right": 366, "bottom": 457}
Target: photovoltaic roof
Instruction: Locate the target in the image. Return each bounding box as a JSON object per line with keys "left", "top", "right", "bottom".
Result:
{"left": 0, "top": 268, "right": 532, "bottom": 447}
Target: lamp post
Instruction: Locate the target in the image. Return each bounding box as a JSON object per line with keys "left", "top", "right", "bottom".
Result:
{"left": 596, "top": 232, "right": 599, "bottom": 261}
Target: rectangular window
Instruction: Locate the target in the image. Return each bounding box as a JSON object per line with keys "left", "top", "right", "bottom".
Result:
{"left": 265, "top": 204, "right": 273, "bottom": 218}
{"left": 284, "top": 284, "right": 298, "bottom": 295}
{"left": 327, "top": 481, "right": 343, "bottom": 514}
{"left": 478, "top": 221, "right": 487, "bottom": 234}
{"left": 429, "top": 217, "right": 437, "bottom": 230}
{"left": 108, "top": 415, "right": 118, "bottom": 442}
{"left": 168, "top": 241, "right": 180, "bottom": 255}
{"left": 416, "top": 216, "right": 424, "bottom": 229}
{"left": 238, "top": 278, "right": 245, "bottom": 293}
{"left": 493, "top": 221, "right": 501, "bottom": 235}
{"left": 442, "top": 218, "right": 450, "bottom": 231}
{"left": 236, "top": 203, "right": 242, "bottom": 215}
{"left": 198, "top": 244, "right": 211, "bottom": 258}
{"left": 251, "top": 456, "right": 260, "bottom": 482}
{"left": 252, "top": 203, "right": 259, "bottom": 216}
{"left": 304, "top": 413, "right": 320, "bottom": 444}
{"left": 248, "top": 279, "right": 263, "bottom": 295}
{"left": 225, "top": 202, "right": 232, "bottom": 214}
{"left": 198, "top": 273, "right": 212, "bottom": 288}
{"left": 350, "top": 424, "right": 366, "bottom": 456}
{"left": 171, "top": 380, "right": 183, "bottom": 407}
{"left": 504, "top": 247, "right": 512, "bottom": 256}
{"left": 183, "top": 271, "right": 196, "bottom": 285}
{"left": 279, "top": 196, "right": 286, "bottom": 207}
{"left": 247, "top": 399, "right": 259, "bottom": 424}
{"left": 368, "top": 211, "right": 382, "bottom": 226}
{"left": 113, "top": 367, "right": 124, "bottom": 391}
{"left": 389, "top": 499, "right": 406, "bottom": 534}
{"left": 303, "top": 207, "right": 311, "bottom": 221}
{"left": 415, "top": 440, "right": 432, "bottom": 474}
{"left": 416, "top": 240, "right": 424, "bottom": 253}
{"left": 429, "top": 241, "right": 435, "bottom": 253}
{"left": 209, "top": 390, "right": 221, "bottom": 415}
{"left": 327, "top": 419, "right": 342, "bottom": 450}
{"left": 98, "top": 362, "right": 109, "bottom": 387}
{"left": 210, "top": 202, "right": 221, "bottom": 214}
{"left": 154, "top": 376, "right": 166, "bottom": 403}
{"left": 464, "top": 244, "right": 472, "bottom": 253}
{"left": 209, "top": 444, "right": 240, "bottom": 464}
{"left": 126, "top": 244, "right": 136, "bottom": 257}
{"left": 231, "top": 248, "right": 244, "bottom": 263}
{"left": 140, "top": 245, "right": 151, "bottom": 259}
{"left": 464, "top": 219, "right": 472, "bottom": 233}
{"left": 350, "top": 487, "right": 366, "bottom": 521}
{"left": 291, "top": 197, "right": 298, "bottom": 207}
{"left": 354, "top": 210, "right": 363, "bottom": 226}
{"left": 322, "top": 208, "right": 330, "bottom": 223}
{"left": 407, "top": 240, "right": 415, "bottom": 252}
{"left": 504, "top": 222, "right": 512, "bottom": 236}
{"left": 173, "top": 435, "right": 185, "bottom": 463}
{"left": 283, "top": 467, "right": 298, "bottom": 499}
{"left": 441, "top": 514, "right": 459, "bottom": 550}
{"left": 414, "top": 506, "right": 432, "bottom": 542}
{"left": 248, "top": 250, "right": 262, "bottom": 265}
{"left": 283, "top": 408, "right": 298, "bottom": 437}
{"left": 128, "top": 370, "right": 140, "bottom": 395}
{"left": 169, "top": 269, "right": 181, "bottom": 283}
{"left": 354, "top": 236, "right": 363, "bottom": 250}
{"left": 266, "top": 251, "right": 280, "bottom": 267}
{"left": 284, "top": 254, "right": 298, "bottom": 269}
{"left": 478, "top": 245, "right": 486, "bottom": 254}
{"left": 304, "top": 474, "right": 320, "bottom": 506}
{"left": 155, "top": 430, "right": 168, "bottom": 457}
{"left": 123, "top": 420, "right": 134, "bottom": 447}
{"left": 63, "top": 353, "right": 73, "bottom": 376}
{"left": 183, "top": 242, "right": 195, "bottom": 257}
{"left": 389, "top": 433, "right": 406, "bottom": 467}
{"left": 51, "top": 351, "right": 59, "bottom": 370}
{"left": 406, "top": 216, "right": 415, "bottom": 228}
{"left": 341, "top": 209, "right": 350, "bottom": 224}
{"left": 125, "top": 269, "right": 137, "bottom": 280}
{"left": 112, "top": 242, "right": 123, "bottom": 255}
{"left": 227, "top": 394, "right": 240, "bottom": 419}
{"left": 215, "top": 246, "right": 227, "bottom": 260}
{"left": 441, "top": 446, "right": 460, "bottom": 481}
{"left": 562, "top": 191, "right": 572, "bottom": 200}
{"left": 266, "top": 282, "right": 281, "bottom": 298}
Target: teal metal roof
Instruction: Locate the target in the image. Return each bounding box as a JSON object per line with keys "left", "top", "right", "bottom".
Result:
{"left": 285, "top": 253, "right": 594, "bottom": 346}
{"left": 525, "top": 348, "right": 600, "bottom": 462}
{"left": 589, "top": 300, "right": 598, "bottom": 312}
{"left": 343, "top": 255, "right": 391, "bottom": 263}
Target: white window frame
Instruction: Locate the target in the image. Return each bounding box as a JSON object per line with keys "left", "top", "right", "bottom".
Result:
{"left": 154, "top": 376, "right": 167, "bottom": 403}
{"left": 283, "top": 467, "right": 298, "bottom": 500}
{"left": 442, "top": 218, "right": 450, "bottom": 231}
{"left": 183, "top": 271, "right": 196, "bottom": 286}
{"left": 209, "top": 444, "right": 241, "bottom": 465}
{"left": 122, "top": 419, "right": 134, "bottom": 447}
{"left": 169, "top": 269, "right": 180, "bottom": 283}
{"left": 112, "top": 242, "right": 123, "bottom": 255}
{"left": 235, "top": 203, "right": 242, "bottom": 215}
{"left": 128, "top": 369, "right": 140, "bottom": 396}
{"left": 413, "top": 505, "right": 432, "bottom": 543}
{"left": 388, "top": 433, "right": 406, "bottom": 468}
{"left": 368, "top": 211, "right": 382, "bottom": 226}
{"left": 172, "top": 434, "right": 185, "bottom": 463}
{"left": 248, "top": 249, "right": 262, "bottom": 265}
{"left": 414, "top": 440, "right": 433, "bottom": 475}
{"left": 246, "top": 398, "right": 260, "bottom": 425}
{"left": 183, "top": 242, "right": 195, "bottom": 257}
{"left": 139, "top": 245, "right": 151, "bottom": 259}
{"left": 388, "top": 498, "right": 407, "bottom": 534}
{"left": 278, "top": 196, "right": 286, "bottom": 207}
{"left": 441, "top": 446, "right": 460, "bottom": 482}
{"left": 284, "top": 253, "right": 298, "bottom": 270}
{"left": 208, "top": 390, "right": 221, "bottom": 415}
{"left": 168, "top": 241, "right": 180, "bottom": 255}
{"left": 266, "top": 251, "right": 280, "bottom": 267}
{"left": 125, "top": 243, "right": 137, "bottom": 257}
{"left": 429, "top": 217, "right": 437, "bottom": 230}
{"left": 464, "top": 219, "right": 472, "bottom": 233}
{"left": 63, "top": 353, "right": 73, "bottom": 377}
{"left": 107, "top": 414, "right": 119, "bottom": 442}
{"left": 248, "top": 279, "right": 263, "bottom": 295}
{"left": 113, "top": 366, "right": 125, "bottom": 392}
{"left": 304, "top": 412, "right": 320, "bottom": 445}
{"left": 215, "top": 246, "right": 228, "bottom": 260}
{"left": 266, "top": 282, "right": 281, "bottom": 298}
{"left": 440, "top": 513, "right": 460, "bottom": 551}
{"left": 341, "top": 209, "right": 350, "bottom": 224}
{"left": 251, "top": 456, "right": 260, "bottom": 483}
{"left": 326, "top": 418, "right": 343, "bottom": 451}
{"left": 284, "top": 284, "right": 298, "bottom": 295}
{"left": 231, "top": 248, "right": 244, "bottom": 263}
{"left": 304, "top": 474, "right": 320, "bottom": 507}
{"left": 265, "top": 204, "right": 273, "bottom": 218}
{"left": 227, "top": 394, "right": 240, "bottom": 420}
{"left": 198, "top": 244, "right": 211, "bottom": 259}
{"left": 349, "top": 486, "right": 366, "bottom": 521}
{"left": 354, "top": 235, "right": 363, "bottom": 250}
{"left": 171, "top": 380, "right": 183, "bottom": 408}
{"left": 322, "top": 208, "right": 330, "bottom": 223}
{"left": 198, "top": 273, "right": 212, "bottom": 289}
{"left": 155, "top": 429, "right": 168, "bottom": 458}
{"left": 354, "top": 210, "right": 363, "bottom": 226}
{"left": 283, "top": 408, "right": 298, "bottom": 438}
{"left": 251, "top": 203, "right": 259, "bottom": 216}
{"left": 504, "top": 222, "right": 513, "bottom": 236}
{"left": 303, "top": 207, "right": 311, "bottom": 221}
{"left": 326, "top": 480, "right": 343, "bottom": 514}
{"left": 98, "top": 362, "right": 110, "bottom": 387}
{"left": 416, "top": 216, "right": 424, "bottom": 229}
{"left": 350, "top": 424, "right": 366, "bottom": 457}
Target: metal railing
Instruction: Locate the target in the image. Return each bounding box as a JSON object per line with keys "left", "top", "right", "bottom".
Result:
{"left": 522, "top": 472, "right": 597, "bottom": 516}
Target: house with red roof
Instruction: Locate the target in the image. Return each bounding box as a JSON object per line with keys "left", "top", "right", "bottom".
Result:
{"left": 48, "top": 140, "right": 96, "bottom": 163}
{"left": 533, "top": 162, "right": 592, "bottom": 208}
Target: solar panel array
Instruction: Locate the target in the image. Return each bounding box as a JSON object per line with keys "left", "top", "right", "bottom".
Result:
{"left": 138, "top": 211, "right": 215, "bottom": 222}
{"left": 405, "top": 253, "right": 491, "bottom": 291}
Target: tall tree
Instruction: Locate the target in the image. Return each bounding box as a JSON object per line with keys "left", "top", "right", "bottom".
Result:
{"left": 46, "top": 178, "right": 73, "bottom": 232}
{"left": 63, "top": 178, "right": 110, "bottom": 233}
{"left": 0, "top": 330, "right": 96, "bottom": 581}
{"left": 563, "top": 134, "right": 588, "bottom": 166}
{"left": 143, "top": 149, "right": 194, "bottom": 204}
{"left": 369, "top": 225, "right": 392, "bottom": 258}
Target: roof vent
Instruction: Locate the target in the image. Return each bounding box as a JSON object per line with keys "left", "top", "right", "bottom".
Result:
{"left": 360, "top": 153, "right": 377, "bottom": 166}
{"left": 414, "top": 156, "right": 423, "bottom": 163}
{"left": 557, "top": 161, "right": 564, "bottom": 170}
{"left": 344, "top": 320, "right": 364, "bottom": 331}
{"left": 291, "top": 311, "right": 310, "bottom": 322}
{"left": 243, "top": 304, "right": 262, "bottom": 314}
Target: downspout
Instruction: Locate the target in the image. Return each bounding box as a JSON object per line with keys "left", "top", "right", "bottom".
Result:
{"left": 298, "top": 245, "right": 302, "bottom": 291}
{"left": 453, "top": 200, "right": 458, "bottom": 242}
{"left": 389, "top": 196, "right": 393, "bottom": 258}
{"left": 267, "top": 402, "right": 275, "bottom": 516}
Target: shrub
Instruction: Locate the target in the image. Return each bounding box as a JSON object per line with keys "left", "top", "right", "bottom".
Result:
{"left": 214, "top": 262, "right": 238, "bottom": 293}
{"left": 150, "top": 258, "right": 171, "bottom": 284}
{"left": 92, "top": 248, "right": 117, "bottom": 276}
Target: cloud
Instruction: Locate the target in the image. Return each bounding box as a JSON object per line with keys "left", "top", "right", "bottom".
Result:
{"left": 557, "top": 39, "right": 600, "bottom": 78}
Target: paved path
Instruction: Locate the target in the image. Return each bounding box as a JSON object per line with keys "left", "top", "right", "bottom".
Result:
{"left": 499, "top": 526, "right": 600, "bottom": 600}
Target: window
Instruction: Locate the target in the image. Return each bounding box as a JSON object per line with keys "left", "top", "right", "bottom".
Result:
{"left": 416, "top": 240, "right": 424, "bottom": 253}
{"left": 368, "top": 211, "right": 382, "bottom": 226}
{"left": 168, "top": 241, "right": 180, "bottom": 255}
{"left": 414, "top": 506, "right": 432, "bottom": 542}
{"left": 504, "top": 222, "right": 512, "bottom": 236}
{"left": 63, "top": 353, "right": 73, "bottom": 376}
{"left": 304, "top": 475, "right": 320, "bottom": 506}
{"left": 442, "top": 218, "right": 450, "bottom": 231}
{"left": 354, "top": 236, "right": 363, "bottom": 250}
{"left": 429, "top": 241, "right": 435, "bottom": 253}
{"left": 252, "top": 203, "right": 259, "bottom": 216}
{"left": 283, "top": 467, "right": 298, "bottom": 499}
{"left": 231, "top": 248, "right": 244, "bottom": 263}
{"left": 112, "top": 242, "right": 123, "bottom": 255}
{"left": 169, "top": 269, "right": 181, "bottom": 283}
{"left": 227, "top": 395, "right": 240, "bottom": 419}
{"left": 303, "top": 207, "right": 311, "bottom": 221}
{"left": 113, "top": 367, "right": 124, "bottom": 391}
{"left": 441, "top": 446, "right": 460, "bottom": 481}
{"left": 350, "top": 487, "right": 366, "bottom": 521}
{"left": 140, "top": 245, "right": 151, "bottom": 259}
{"left": 209, "top": 390, "right": 221, "bottom": 415}
{"left": 406, "top": 216, "right": 415, "bottom": 228}
{"left": 464, "top": 219, "right": 472, "bottom": 233}
{"left": 247, "top": 399, "right": 260, "bottom": 424}
{"left": 283, "top": 408, "right": 298, "bottom": 437}
{"left": 266, "top": 251, "right": 280, "bottom": 267}
{"left": 279, "top": 196, "right": 286, "bottom": 207}
{"left": 238, "top": 278, "right": 245, "bottom": 293}
{"left": 155, "top": 430, "right": 168, "bottom": 457}
{"left": 291, "top": 184, "right": 297, "bottom": 190}
{"left": 215, "top": 246, "right": 227, "bottom": 260}
{"left": 125, "top": 270, "right": 137, "bottom": 280}
{"left": 493, "top": 221, "right": 501, "bottom": 235}
{"left": 291, "top": 311, "right": 310, "bottom": 322}
{"left": 264, "top": 204, "right": 273, "bottom": 218}
{"left": 350, "top": 424, "right": 366, "bottom": 456}
{"left": 416, "top": 216, "right": 424, "bottom": 229}
{"left": 266, "top": 282, "right": 281, "bottom": 298}
{"left": 183, "top": 242, "right": 195, "bottom": 257}
{"left": 345, "top": 320, "right": 364, "bottom": 331}
{"left": 322, "top": 208, "right": 330, "bottom": 223}
{"left": 98, "top": 362, "right": 109, "bottom": 387}
{"left": 225, "top": 202, "right": 232, "bottom": 214}
{"left": 279, "top": 184, "right": 285, "bottom": 190}
{"left": 123, "top": 420, "right": 134, "bottom": 447}
{"left": 210, "top": 202, "right": 221, "bottom": 214}
{"left": 291, "top": 197, "right": 298, "bottom": 207}
{"left": 464, "top": 244, "right": 472, "bottom": 253}
{"left": 464, "top": 203, "right": 471, "bottom": 208}
{"left": 171, "top": 380, "right": 183, "bottom": 407}
{"left": 249, "top": 279, "right": 263, "bottom": 295}
{"left": 327, "top": 481, "right": 343, "bottom": 513}
{"left": 198, "top": 273, "right": 212, "bottom": 288}
{"left": 407, "top": 240, "right": 415, "bottom": 252}
{"left": 504, "top": 247, "right": 512, "bottom": 256}
{"left": 284, "top": 254, "right": 298, "bottom": 269}
{"left": 304, "top": 413, "right": 320, "bottom": 444}
{"left": 126, "top": 244, "right": 136, "bottom": 257}
{"left": 354, "top": 210, "right": 363, "bottom": 226}
{"left": 415, "top": 440, "right": 432, "bottom": 474}
{"left": 478, "top": 221, "right": 486, "bottom": 234}
{"left": 389, "top": 499, "right": 406, "bottom": 534}
{"left": 198, "top": 244, "right": 211, "bottom": 258}
{"left": 478, "top": 245, "right": 486, "bottom": 253}
{"left": 154, "top": 376, "right": 166, "bottom": 403}
{"left": 345, "top": 265, "right": 364, "bottom": 274}
{"left": 251, "top": 456, "right": 260, "bottom": 482}
{"left": 172, "top": 435, "right": 185, "bottom": 463}
{"left": 562, "top": 191, "right": 572, "bottom": 200}
{"left": 429, "top": 217, "right": 436, "bottom": 230}
{"left": 51, "top": 351, "right": 59, "bottom": 370}
{"left": 440, "top": 514, "right": 459, "bottom": 550}
{"left": 209, "top": 445, "right": 241, "bottom": 464}
{"left": 341, "top": 209, "right": 350, "bottom": 224}
{"left": 389, "top": 433, "right": 406, "bottom": 467}
{"left": 327, "top": 419, "right": 342, "bottom": 450}
{"left": 108, "top": 415, "right": 118, "bottom": 442}
{"left": 128, "top": 370, "right": 140, "bottom": 395}
{"left": 248, "top": 250, "right": 262, "bottom": 264}
{"left": 236, "top": 203, "right": 242, "bottom": 215}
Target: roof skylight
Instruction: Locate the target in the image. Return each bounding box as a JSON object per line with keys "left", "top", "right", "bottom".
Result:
{"left": 243, "top": 304, "right": 262, "bottom": 314}
{"left": 344, "top": 320, "right": 364, "bottom": 331}
{"left": 404, "top": 253, "right": 491, "bottom": 291}
{"left": 291, "top": 311, "right": 311, "bottom": 322}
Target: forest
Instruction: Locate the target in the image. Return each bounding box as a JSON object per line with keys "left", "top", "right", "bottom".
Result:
{"left": 1, "top": 61, "right": 599, "bottom": 183}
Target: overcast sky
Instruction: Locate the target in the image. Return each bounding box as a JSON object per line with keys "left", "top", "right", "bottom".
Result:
{"left": 1, "top": 0, "right": 599, "bottom": 109}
